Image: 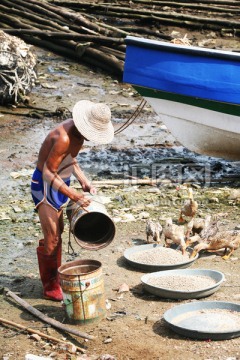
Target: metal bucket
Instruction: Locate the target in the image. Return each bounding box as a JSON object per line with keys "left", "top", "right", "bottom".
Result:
{"left": 66, "top": 197, "right": 116, "bottom": 250}
{"left": 58, "top": 259, "right": 106, "bottom": 324}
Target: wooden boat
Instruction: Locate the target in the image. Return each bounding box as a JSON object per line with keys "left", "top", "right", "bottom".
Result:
{"left": 123, "top": 36, "right": 240, "bottom": 160}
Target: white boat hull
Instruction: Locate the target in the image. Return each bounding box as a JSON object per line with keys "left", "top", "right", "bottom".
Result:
{"left": 145, "top": 97, "right": 240, "bottom": 160}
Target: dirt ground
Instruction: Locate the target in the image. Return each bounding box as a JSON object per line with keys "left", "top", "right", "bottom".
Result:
{"left": 0, "top": 30, "right": 240, "bottom": 360}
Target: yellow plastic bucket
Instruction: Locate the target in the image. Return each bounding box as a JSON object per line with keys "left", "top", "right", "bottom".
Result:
{"left": 58, "top": 259, "right": 106, "bottom": 324}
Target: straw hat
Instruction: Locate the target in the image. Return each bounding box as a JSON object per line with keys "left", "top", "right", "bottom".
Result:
{"left": 72, "top": 100, "right": 114, "bottom": 144}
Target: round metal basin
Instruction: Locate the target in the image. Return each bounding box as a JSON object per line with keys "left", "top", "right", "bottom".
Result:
{"left": 141, "top": 269, "right": 225, "bottom": 299}
{"left": 124, "top": 244, "right": 198, "bottom": 272}
{"left": 163, "top": 301, "right": 240, "bottom": 340}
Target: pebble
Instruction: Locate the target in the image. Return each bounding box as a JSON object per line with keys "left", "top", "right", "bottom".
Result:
{"left": 98, "top": 355, "right": 116, "bottom": 360}
{"left": 137, "top": 211, "right": 150, "bottom": 219}
{"left": 106, "top": 299, "right": 112, "bottom": 310}
{"left": 117, "top": 283, "right": 129, "bottom": 293}
{"left": 103, "top": 337, "right": 113, "bottom": 344}
{"left": 29, "top": 334, "right": 41, "bottom": 342}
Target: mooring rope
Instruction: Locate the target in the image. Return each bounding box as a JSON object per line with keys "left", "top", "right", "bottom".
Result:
{"left": 114, "top": 98, "right": 147, "bottom": 135}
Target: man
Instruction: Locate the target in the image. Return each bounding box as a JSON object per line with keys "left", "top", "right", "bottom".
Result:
{"left": 31, "top": 100, "right": 114, "bottom": 301}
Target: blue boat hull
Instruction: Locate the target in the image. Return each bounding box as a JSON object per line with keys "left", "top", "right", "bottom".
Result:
{"left": 123, "top": 36, "right": 240, "bottom": 160}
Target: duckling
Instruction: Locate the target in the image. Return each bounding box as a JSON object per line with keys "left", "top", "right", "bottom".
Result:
{"left": 185, "top": 219, "right": 194, "bottom": 241}
{"left": 188, "top": 215, "right": 212, "bottom": 235}
{"left": 163, "top": 218, "right": 187, "bottom": 255}
{"left": 190, "top": 230, "right": 240, "bottom": 259}
{"left": 179, "top": 187, "right": 198, "bottom": 223}
{"left": 187, "top": 218, "right": 219, "bottom": 246}
{"left": 199, "top": 219, "right": 219, "bottom": 241}
{"left": 185, "top": 215, "right": 212, "bottom": 240}
{"left": 146, "top": 220, "right": 163, "bottom": 244}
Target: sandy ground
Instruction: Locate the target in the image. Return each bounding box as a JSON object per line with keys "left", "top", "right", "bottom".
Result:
{"left": 0, "top": 34, "right": 240, "bottom": 360}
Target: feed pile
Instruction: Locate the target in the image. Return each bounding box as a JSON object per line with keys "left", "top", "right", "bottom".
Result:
{"left": 147, "top": 275, "right": 216, "bottom": 292}
{"left": 129, "top": 247, "right": 189, "bottom": 265}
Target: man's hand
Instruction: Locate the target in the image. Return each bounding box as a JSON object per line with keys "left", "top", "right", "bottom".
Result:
{"left": 72, "top": 162, "right": 97, "bottom": 195}
{"left": 89, "top": 185, "right": 97, "bottom": 195}
{"left": 75, "top": 193, "right": 91, "bottom": 208}
{"left": 82, "top": 182, "right": 97, "bottom": 195}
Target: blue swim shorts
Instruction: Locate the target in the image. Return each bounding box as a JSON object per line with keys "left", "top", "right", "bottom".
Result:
{"left": 31, "top": 168, "right": 71, "bottom": 211}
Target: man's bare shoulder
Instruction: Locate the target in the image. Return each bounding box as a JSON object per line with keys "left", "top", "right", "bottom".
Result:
{"left": 49, "top": 119, "right": 73, "bottom": 143}
{"left": 50, "top": 119, "right": 73, "bottom": 133}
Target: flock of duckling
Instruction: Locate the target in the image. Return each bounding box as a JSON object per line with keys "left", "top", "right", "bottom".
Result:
{"left": 146, "top": 186, "right": 240, "bottom": 260}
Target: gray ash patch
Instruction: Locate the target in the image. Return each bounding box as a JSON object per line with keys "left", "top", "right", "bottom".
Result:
{"left": 78, "top": 146, "right": 240, "bottom": 186}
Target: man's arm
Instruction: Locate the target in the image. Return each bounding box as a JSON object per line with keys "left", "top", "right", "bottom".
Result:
{"left": 72, "top": 160, "right": 97, "bottom": 195}
{"left": 42, "top": 134, "right": 91, "bottom": 207}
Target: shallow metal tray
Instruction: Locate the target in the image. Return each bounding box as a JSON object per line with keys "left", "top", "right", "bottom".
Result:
{"left": 141, "top": 269, "right": 225, "bottom": 299}
{"left": 163, "top": 301, "right": 240, "bottom": 340}
{"left": 124, "top": 244, "right": 198, "bottom": 272}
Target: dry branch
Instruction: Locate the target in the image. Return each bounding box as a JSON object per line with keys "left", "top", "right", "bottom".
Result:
{"left": 115, "top": 0, "right": 240, "bottom": 12}
{"left": 52, "top": 0, "right": 240, "bottom": 31}
{"left": 55, "top": 0, "right": 240, "bottom": 6}
{"left": 6, "top": 34, "right": 123, "bottom": 75}
{"left": 61, "top": 3, "right": 240, "bottom": 27}
{"left": 22, "top": 0, "right": 116, "bottom": 36}
{"left": 0, "top": 317, "right": 86, "bottom": 353}
{"left": 0, "top": 2, "right": 66, "bottom": 31}
{"left": 2, "top": 0, "right": 68, "bottom": 25}
{"left": 117, "top": 26, "right": 173, "bottom": 40}
{"left": 2, "top": 29, "right": 125, "bottom": 45}
{"left": 6, "top": 289, "right": 94, "bottom": 341}
{"left": 10, "top": 0, "right": 102, "bottom": 36}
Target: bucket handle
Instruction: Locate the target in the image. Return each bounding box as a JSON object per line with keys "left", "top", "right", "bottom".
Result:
{"left": 67, "top": 203, "right": 89, "bottom": 255}
{"left": 78, "top": 275, "right": 87, "bottom": 323}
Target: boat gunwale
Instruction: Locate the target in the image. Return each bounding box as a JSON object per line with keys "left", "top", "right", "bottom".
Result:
{"left": 125, "top": 36, "right": 240, "bottom": 62}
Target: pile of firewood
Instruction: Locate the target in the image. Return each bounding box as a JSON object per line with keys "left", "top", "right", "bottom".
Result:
{"left": 0, "top": 0, "right": 239, "bottom": 79}
{"left": 0, "top": 0, "right": 128, "bottom": 77}
{"left": 52, "top": 0, "right": 240, "bottom": 37}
